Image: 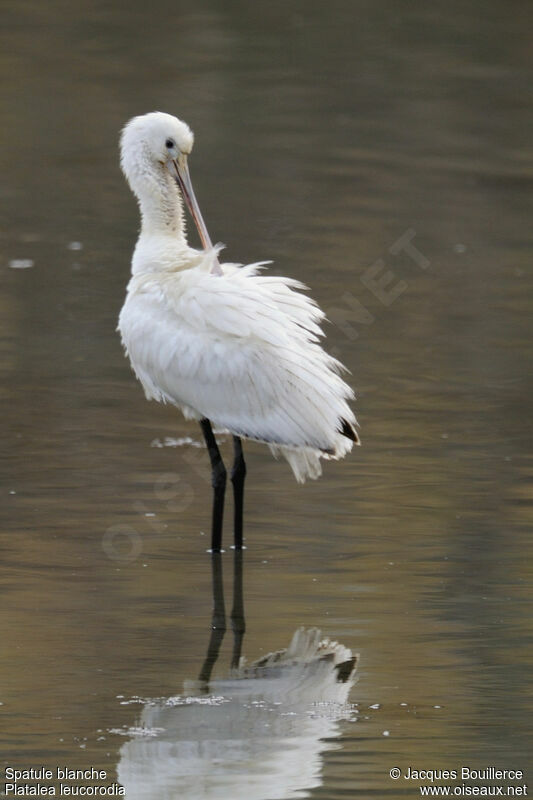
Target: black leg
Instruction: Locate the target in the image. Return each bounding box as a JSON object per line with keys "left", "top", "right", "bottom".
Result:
{"left": 231, "top": 436, "right": 246, "bottom": 550}
{"left": 230, "top": 549, "right": 246, "bottom": 670}
{"left": 198, "top": 553, "right": 226, "bottom": 685}
{"left": 200, "top": 418, "right": 227, "bottom": 553}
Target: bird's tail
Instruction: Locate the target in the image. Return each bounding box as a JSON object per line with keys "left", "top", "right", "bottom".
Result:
{"left": 269, "top": 445, "right": 323, "bottom": 482}
{"left": 269, "top": 431, "right": 358, "bottom": 483}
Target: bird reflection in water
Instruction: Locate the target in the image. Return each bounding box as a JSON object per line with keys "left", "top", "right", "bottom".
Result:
{"left": 117, "top": 553, "right": 358, "bottom": 800}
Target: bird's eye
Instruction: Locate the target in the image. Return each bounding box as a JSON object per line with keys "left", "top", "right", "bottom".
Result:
{"left": 165, "top": 138, "right": 175, "bottom": 149}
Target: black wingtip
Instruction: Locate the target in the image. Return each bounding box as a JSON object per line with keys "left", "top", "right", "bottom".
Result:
{"left": 339, "top": 418, "right": 360, "bottom": 445}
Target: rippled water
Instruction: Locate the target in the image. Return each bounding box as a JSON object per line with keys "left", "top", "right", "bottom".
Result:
{"left": 1, "top": 1, "right": 532, "bottom": 797}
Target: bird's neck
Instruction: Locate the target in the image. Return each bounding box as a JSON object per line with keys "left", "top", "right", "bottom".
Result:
{"left": 129, "top": 168, "right": 192, "bottom": 275}
{"left": 135, "top": 166, "right": 187, "bottom": 240}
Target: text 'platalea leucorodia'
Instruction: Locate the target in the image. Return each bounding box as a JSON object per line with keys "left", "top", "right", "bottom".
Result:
{"left": 118, "top": 112, "right": 359, "bottom": 552}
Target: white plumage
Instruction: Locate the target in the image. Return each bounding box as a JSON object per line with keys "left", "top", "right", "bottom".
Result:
{"left": 118, "top": 112, "right": 358, "bottom": 483}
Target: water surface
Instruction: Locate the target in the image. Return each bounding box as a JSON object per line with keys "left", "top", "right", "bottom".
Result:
{"left": 1, "top": 1, "right": 532, "bottom": 797}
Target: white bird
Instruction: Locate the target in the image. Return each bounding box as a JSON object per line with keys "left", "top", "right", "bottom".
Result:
{"left": 118, "top": 112, "right": 359, "bottom": 552}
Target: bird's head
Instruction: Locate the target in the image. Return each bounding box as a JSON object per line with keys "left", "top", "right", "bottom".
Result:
{"left": 121, "top": 111, "right": 194, "bottom": 164}
{"left": 120, "top": 111, "right": 212, "bottom": 250}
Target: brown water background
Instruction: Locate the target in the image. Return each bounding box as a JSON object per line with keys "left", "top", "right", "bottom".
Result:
{"left": 1, "top": 1, "right": 532, "bottom": 797}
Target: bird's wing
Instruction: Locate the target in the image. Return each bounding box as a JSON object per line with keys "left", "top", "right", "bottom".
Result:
{"left": 119, "top": 259, "right": 356, "bottom": 453}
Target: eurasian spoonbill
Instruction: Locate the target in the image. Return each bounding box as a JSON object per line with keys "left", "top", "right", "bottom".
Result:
{"left": 118, "top": 112, "right": 359, "bottom": 552}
